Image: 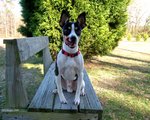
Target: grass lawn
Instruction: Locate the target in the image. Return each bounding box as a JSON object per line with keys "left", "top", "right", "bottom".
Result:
{"left": 85, "top": 41, "right": 150, "bottom": 120}
{"left": 0, "top": 41, "right": 150, "bottom": 120}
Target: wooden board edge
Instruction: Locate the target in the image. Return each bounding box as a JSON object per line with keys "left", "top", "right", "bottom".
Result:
{"left": 2, "top": 109, "right": 99, "bottom": 120}
{"left": 3, "top": 39, "right": 16, "bottom": 44}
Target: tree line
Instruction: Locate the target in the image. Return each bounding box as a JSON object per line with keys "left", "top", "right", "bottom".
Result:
{"left": 0, "top": 0, "right": 22, "bottom": 38}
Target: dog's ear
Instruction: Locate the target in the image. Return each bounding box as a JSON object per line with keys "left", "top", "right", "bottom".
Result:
{"left": 59, "top": 10, "right": 70, "bottom": 28}
{"left": 77, "top": 12, "right": 86, "bottom": 29}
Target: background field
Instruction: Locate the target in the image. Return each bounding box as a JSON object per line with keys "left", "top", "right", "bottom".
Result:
{"left": 0, "top": 39, "right": 150, "bottom": 120}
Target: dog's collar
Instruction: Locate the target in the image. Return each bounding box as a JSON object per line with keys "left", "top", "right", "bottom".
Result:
{"left": 62, "top": 49, "right": 80, "bottom": 58}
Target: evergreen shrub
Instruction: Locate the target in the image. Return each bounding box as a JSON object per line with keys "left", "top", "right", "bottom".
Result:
{"left": 19, "top": 0, "right": 130, "bottom": 59}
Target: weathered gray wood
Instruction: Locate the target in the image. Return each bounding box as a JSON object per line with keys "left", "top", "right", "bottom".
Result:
{"left": 43, "top": 46, "right": 53, "bottom": 75}
{"left": 3, "top": 37, "right": 51, "bottom": 109}
{"left": 28, "top": 63, "right": 56, "bottom": 111}
{"left": 53, "top": 91, "right": 78, "bottom": 112}
{"left": 5, "top": 40, "right": 28, "bottom": 108}
{"left": 16, "top": 36, "right": 49, "bottom": 62}
{"left": 3, "top": 39, "right": 16, "bottom": 44}
{"left": 28, "top": 62, "right": 78, "bottom": 112}
{"left": 52, "top": 70, "right": 103, "bottom": 113}
{"left": 3, "top": 36, "right": 103, "bottom": 119}
{"left": 80, "top": 70, "right": 103, "bottom": 119}
{"left": 2, "top": 109, "right": 98, "bottom": 120}
{"left": 28, "top": 62, "right": 102, "bottom": 116}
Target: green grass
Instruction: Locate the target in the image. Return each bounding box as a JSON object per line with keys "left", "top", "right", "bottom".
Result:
{"left": 21, "top": 61, "right": 44, "bottom": 101}
{"left": 0, "top": 41, "right": 150, "bottom": 120}
{"left": 85, "top": 41, "right": 150, "bottom": 120}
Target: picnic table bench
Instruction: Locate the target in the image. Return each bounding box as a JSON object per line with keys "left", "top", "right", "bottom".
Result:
{"left": 2, "top": 36, "right": 103, "bottom": 120}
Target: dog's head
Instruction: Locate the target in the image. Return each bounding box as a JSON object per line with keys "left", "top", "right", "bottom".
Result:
{"left": 60, "top": 10, "right": 86, "bottom": 49}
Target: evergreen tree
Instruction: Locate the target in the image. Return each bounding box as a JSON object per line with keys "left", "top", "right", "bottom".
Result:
{"left": 19, "top": 0, "right": 130, "bottom": 58}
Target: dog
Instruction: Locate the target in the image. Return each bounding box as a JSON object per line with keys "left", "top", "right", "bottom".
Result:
{"left": 54, "top": 10, "right": 86, "bottom": 105}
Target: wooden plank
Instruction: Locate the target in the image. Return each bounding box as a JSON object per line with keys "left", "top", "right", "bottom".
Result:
{"left": 53, "top": 91, "right": 78, "bottom": 112}
{"left": 43, "top": 46, "right": 53, "bottom": 75}
{"left": 3, "top": 39, "right": 16, "bottom": 44}
{"left": 29, "top": 62, "right": 78, "bottom": 112}
{"left": 53, "top": 70, "right": 103, "bottom": 113}
{"left": 5, "top": 41, "right": 28, "bottom": 108}
{"left": 2, "top": 109, "right": 98, "bottom": 120}
{"left": 28, "top": 63, "right": 102, "bottom": 118}
{"left": 79, "top": 70, "right": 103, "bottom": 113}
{"left": 16, "top": 36, "right": 49, "bottom": 62}
{"left": 28, "top": 63, "right": 56, "bottom": 112}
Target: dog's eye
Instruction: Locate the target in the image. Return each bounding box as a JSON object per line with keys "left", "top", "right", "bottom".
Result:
{"left": 75, "top": 27, "right": 78, "bottom": 30}
{"left": 68, "top": 27, "right": 71, "bottom": 30}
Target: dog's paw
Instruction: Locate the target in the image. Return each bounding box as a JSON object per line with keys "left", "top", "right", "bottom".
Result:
{"left": 80, "top": 91, "right": 85, "bottom": 96}
{"left": 74, "top": 97, "right": 80, "bottom": 105}
{"left": 52, "top": 89, "right": 58, "bottom": 94}
{"left": 80, "top": 89, "right": 85, "bottom": 96}
{"left": 60, "top": 97, "right": 67, "bottom": 104}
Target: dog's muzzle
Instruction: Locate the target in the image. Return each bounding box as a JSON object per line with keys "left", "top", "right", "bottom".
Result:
{"left": 65, "top": 36, "right": 77, "bottom": 48}
{"left": 70, "top": 36, "right": 76, "bottom": 43}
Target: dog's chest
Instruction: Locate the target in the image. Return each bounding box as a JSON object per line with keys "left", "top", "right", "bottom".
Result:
{"left": 62, "top": 58, "right": 78, "bottom": 80}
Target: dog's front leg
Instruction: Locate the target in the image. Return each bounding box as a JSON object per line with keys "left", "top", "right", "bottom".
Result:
{"left": 74, "top": 72, "right": 83, "bottom": 105}
{"left": 56, "top": 75, "right": 67, "bottom": 104}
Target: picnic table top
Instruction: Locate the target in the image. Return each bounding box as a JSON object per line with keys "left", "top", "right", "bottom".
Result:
{"left": 28, "top": 63, "right": 103, "bottom": 113}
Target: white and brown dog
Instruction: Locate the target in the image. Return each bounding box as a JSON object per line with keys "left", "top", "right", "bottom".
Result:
{"left": 54, "top": 10, "right": 86, "bottom": 105}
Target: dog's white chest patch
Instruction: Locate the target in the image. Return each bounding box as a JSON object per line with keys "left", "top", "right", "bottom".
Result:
{"left": 62, "top": 58, "right": 77, "bottom": 80}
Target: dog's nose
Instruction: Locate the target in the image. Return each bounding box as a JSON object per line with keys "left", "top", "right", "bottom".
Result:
{"left": 70, "top": 36, "right": 76, "bottom": 43}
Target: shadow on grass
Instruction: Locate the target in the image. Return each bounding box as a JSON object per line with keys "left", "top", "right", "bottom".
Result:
{"left": 86, "top": 52, "right": 150, "bottom": 119}
{"left": 89, "top": 57, "right": 150, "bottom": 97}
{"left": 119, "top": 48, "right": 150, "bottom": 56}
{"left": 91, "top": 59, "right": 150, "bottom": 74}
{"left": 109, "top": 54, "right": 150, "bottom": 64}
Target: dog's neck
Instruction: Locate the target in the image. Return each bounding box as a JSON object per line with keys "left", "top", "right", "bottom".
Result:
{"left": 62, "top": 42, "right": 79, "bottom": 54}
